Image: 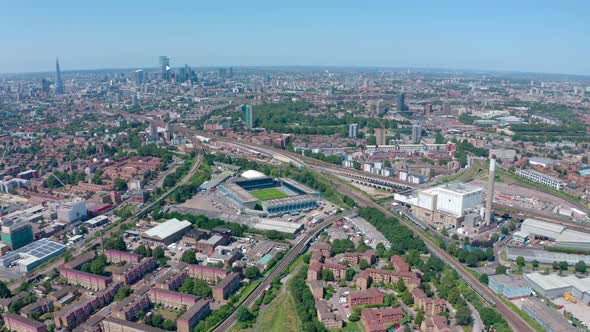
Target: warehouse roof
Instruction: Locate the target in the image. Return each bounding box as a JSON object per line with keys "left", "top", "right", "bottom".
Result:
{"left": 556, "top": 229, "right": 590, "bottom": 244}
{"left": 522, "top": 218, "right": 565, "bottom": 235}
{"left": 143, "top": 218, "right": 191, "bottom": 240}
{"left": 525, "top": 272, "right": 590, "bottom": 293}
{"left": 252, "top": 219, "right": 303, "bottom": 234}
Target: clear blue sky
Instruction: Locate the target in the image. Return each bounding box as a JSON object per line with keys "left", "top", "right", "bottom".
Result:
{"left": 1, "top": 0, "right": 589, "bottom": 74}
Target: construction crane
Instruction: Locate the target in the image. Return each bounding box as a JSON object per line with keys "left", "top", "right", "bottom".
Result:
{"left": 50, "top": 173, "right": 67, "bottom": 188}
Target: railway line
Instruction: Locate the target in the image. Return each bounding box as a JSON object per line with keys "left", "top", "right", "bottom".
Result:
{"left": 322, "top": 175, "right": 535, "bottom": 332}
{"left": 211, "top": 212, "right": 353, "bottom": 332}
{"left": 160, "top": 128, "right": 539, "bottom": 331}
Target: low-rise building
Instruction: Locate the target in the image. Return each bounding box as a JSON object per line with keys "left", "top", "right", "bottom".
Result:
{"left": 488, "top": 274, "right": 531, "bottom": 299}
{"left": 212, "top": 272, "right": 241, "bottom": 302}
{"left": 186, "top": 264, "right": 228, "bottom": 283}
{"left": 54, "top": 283, "right": 120, "bottom": 330}
{"left": 19, "top": 298, "right": 54, "bottom": 319}
{"left": 141, "top": 218, "right": 192, "bottom": 246}
{"left": 112, "top": 293, "right": 150, "bottom": 321}
{"left": 361, "top": 307, "right": 404, "bottom": 332}
{"left": 101, "top": 317, "right": 167, "bottom": 332}
{"left": 521, "top": 298, "right": 574, "bottom": 332}
{"left": 149, "top": 288, "right": 199, "bottom": 309}
{"left": 337, "top": 251, "right": 376, "bottom": 266}
{"left": 411, "top": 288, "right": 447, "bottom": 316}
{"left": 307, "top": 261, "right": 323, "bottom": 282}
{"left": 348, "top": 288, "right": 383, "bottom": 307}
{"left": 316, "top": 300, "right": 342, "bottom": 329}
{"left": 59, "top": 268, "right": 111, "bottom": 291}
{"left": 356, "top": 268, "right": 420, "bottom": 291}
{"left": 309, "top": 280, "right": 324, "bottom": 300}
{"left": 104, "top": 250, "right": 142, "bottom": 264}
{"left": 177, "top": 300, "right": 211, "bottom": 332}
{"left": 421, "top": 316, "right": 451, "bottom": 332}
{"left": 195, "top": 234, "right": 229, "bottom": 255}
{"left": 3, "top": 314, "right": 47, "bottom": 332}
{"left": 154, "top": 268, "right": 187, "bottom": 291}
{"left": 112, "top": 257, "right": 156, "bottom": 285}
{"left": 323, "top": 261, "right": 347, "bottom": 280}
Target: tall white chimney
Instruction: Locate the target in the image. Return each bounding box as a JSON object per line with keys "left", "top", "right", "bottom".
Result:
{"left": 484, "top": 155, "right": 496, "bottom": 225}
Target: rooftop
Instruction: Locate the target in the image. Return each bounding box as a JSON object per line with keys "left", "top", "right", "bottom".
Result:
{"left": 240, "top": 170, "right": 266, "bottom": 179}
{"left": 522, "top": 218, "right": 566, "bottom": 234}
{"left": 143, "top": 218, "right": 191, "bottom": 240}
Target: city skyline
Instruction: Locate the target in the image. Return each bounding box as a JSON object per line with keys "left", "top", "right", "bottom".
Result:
{"left": 1, "top": 0, "right": 589, "bottom": 75}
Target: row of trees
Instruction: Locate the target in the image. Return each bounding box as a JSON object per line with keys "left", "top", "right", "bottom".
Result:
{"left": 289, "top": 267, "right": 328, "bottom": 332}
{"left": 357, "top": 207, "right": 426, "bottom": 255}
{"left": 80, "top": 254, "right": 108, "bottom": 276}
{"left": 359, "top": 207, "right": 511, "bottom": 330}
{"left": 446, "top": 245, "right": 494, "bottom": 267}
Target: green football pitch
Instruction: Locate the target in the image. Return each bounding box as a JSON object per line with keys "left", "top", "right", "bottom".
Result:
{"left": 250, "top": 188, "right": 289, "bottom": 201}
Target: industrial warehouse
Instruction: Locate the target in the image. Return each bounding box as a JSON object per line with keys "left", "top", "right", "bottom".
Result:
{"left": 0, "top": 238, "right": 66, "bottom": 272}
{"left": 141, "top": 218, "right": 193, "bottom": 245}
{"left": 219, "top": 170, "right": 320, "bottom": 216}
{"left": 518, "top": 218, "right": 590, "bottom": 251}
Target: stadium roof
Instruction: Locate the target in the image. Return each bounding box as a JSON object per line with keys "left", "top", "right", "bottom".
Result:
{"left": 240, "top": 170, "right": 266, "bottom": 179}
{"left": 143, "top": 218, "right": 191, "bottom": 240}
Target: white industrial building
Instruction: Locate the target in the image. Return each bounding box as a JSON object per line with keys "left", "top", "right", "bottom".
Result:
{"left": 436, "top": 184, "right": 483, "bottom": 217}
{"left": 413, "top": 183, "right": 483, "bottom": 217}
{"left": 515, "top": 169, "right": 565, "bottom": 190}
{"left": 141, "top": 218, "right": 192, "bottom": 245}
{"left": 519, "top": 218, "right": 590, "bottom": 251}
{"left": 57, "top": 200, "right": 87, "bottom": 223}
{"left": 396, "top": 183, "right": 484, "bottom": 230}
{"left": 251, "top": 219, "right": 303, "bottom": 235}
{"left": 525, "top": 272, "right": 590, "bottom": 304}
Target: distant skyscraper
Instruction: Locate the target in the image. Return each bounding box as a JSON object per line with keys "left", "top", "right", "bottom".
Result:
{"left": 412, "top": 124, "right": 422, "bottom": 143}
{"left": 424, "top": 103, "right": 432, "bottom": 116}
{"left": 229, "top": 67, "right": 233, "bottom": 78}
{"left": 159, "top": 56, "right": 170, "bottom": 81}
{"left": 374, "top": 128, "right": 387, "bottom": 146}
{"left": 55, "top": 58, "right": 64, "bottom": 95}
{"left": 442, "top": 103, "right": 451, "bottom": 115}
{"left": 41, "top": 79, "right": 51, "bottom": 94}
{"left": 134, "top": 69, "right": 144, "bottom": 85}
{"left": 241, "top": 105, "right": 253, "bottom": 129}
{"left": 398, "top": 93, "right": 405, "bottom": 112}
{"left": 219, "top": 68, "right": 227, "bottom": 80}
{"left": 348, "top": 123, "right": 359, "bottom": 138}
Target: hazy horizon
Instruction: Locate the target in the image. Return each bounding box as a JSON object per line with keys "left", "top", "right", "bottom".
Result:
{"left": 1, "top": 0, "right": 589, "bottom": 75}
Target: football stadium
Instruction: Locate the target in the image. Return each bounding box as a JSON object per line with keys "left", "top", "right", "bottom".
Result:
{"left": 219, "top": 170, "right": 320, "bottom": 216}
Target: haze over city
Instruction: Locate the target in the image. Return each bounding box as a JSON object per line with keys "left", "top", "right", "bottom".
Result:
{"left": 1, "top": 2, "right": 590, "bottom": 332}
{"left": 1, "top": 0, "right": 590, "bottom": 75}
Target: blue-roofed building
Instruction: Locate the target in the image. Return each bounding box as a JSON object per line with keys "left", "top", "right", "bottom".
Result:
{"left": 578, "top": 169, "right": 590, "bottom": 177}
{"left": 488, "top": 274, "right": 531, "bottom": 299}
{"left": 0, "top": 238, "right": 66, "bottom": 272}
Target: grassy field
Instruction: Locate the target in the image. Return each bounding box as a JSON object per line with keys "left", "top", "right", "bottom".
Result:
{"left": 258, "top": 290, "right": 302, "bottom": 332}
{"left": 250, "top": 188, "right": 289, "bottom": 201}
{"left": 330, "top": 321, "right": 363, "bottom": 332}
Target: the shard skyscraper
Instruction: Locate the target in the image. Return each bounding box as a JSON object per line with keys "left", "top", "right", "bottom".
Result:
{"left": 55, "top": 57, "right": 65, "bottom": 95}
